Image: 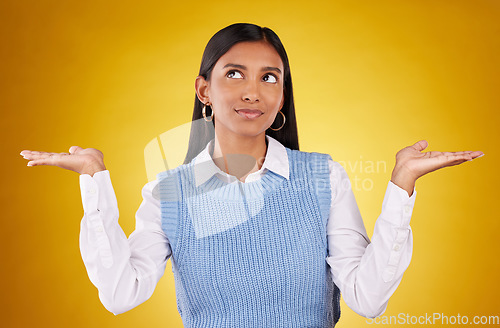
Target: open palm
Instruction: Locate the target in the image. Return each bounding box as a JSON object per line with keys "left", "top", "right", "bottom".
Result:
{"left": 20, "top": 146, "right": 106, "bottom": 176}
{"left": 394, "top": 140, "right": 483, "bottom": 181}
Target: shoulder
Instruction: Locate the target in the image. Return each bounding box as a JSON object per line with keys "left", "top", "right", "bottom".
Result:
{"left": 285, "top": 148, "right": 348, "bottom": 181}
{"left": 155, "top": 162, "right": 195, "bottom": 202}
{"left": 156, "top": 161, "right": 193, "bottom": 181}
{"left": 284, "top": 148, "right": 335, "bottom": 182}
{"left": 285, "top": 148, "right": 333, "bottom": 168}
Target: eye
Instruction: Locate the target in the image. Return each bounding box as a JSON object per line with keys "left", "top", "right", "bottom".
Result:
{"left": 226, "top": 70, "right": 243, "bottom": 79}
{"left": 262, "top": 73, "right": 277, "bottom": 83}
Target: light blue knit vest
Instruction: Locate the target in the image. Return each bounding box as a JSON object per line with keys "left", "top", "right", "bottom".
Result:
{"left": 157, "top": 148, "right": 341, "bottom": 327}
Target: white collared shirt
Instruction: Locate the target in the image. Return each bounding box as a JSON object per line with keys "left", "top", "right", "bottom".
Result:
{"left": 79, "top": 135, "right": 416, "bottom": 318}
{"left": 193, "top": 134, "right": 290, "bottom": 186}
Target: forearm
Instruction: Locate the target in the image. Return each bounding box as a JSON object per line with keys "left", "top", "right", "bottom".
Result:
{"left": 79, "top": 170, "right": 169, "bottom": 314}
{"left": 327, "top": 175, "right": 416, "bottom": 318}
{"left": 79, "top": 214, "right": 163, "bottom": 314}
{"left": 329, "top": 210, "right": 413, "bottom": 318}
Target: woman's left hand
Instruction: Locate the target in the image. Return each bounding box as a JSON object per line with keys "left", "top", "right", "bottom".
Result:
{"left": 390, "top": 140, "right": 484, "bottom": 197}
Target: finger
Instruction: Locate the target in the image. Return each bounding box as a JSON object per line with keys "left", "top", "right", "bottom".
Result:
{"left": 439, "top": 150, "right": 483, "bottom": 159}
{"left": 411, "top": 140, "right": 428, "bottom": 152}
{"left": 22, "top": 150, "right": 71, "bottom": 160}
{"left": 21, "top": 150, "right": 51, "bottom": 157}
{"left": 440, "top": 153, "right": 475, "bottom": 166}
{"left": 21, "top": 151, "right": 42, "bottom": 160}
{"left": 26, "top": 154, "right": 62, "bottom": 167}
{"left": 22, "top": 148, "right": 80, "bottom": 159}
{"left": 23, "top": 152, "right": 58, "bottom": 160}
{"left": 441, "top": 151, "right": 472, "bottom": 157}
{"left": 471, "top": 151, "right": 484, "bottom": 159}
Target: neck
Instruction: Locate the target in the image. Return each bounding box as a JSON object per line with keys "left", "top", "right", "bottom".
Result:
{"left": 211, "top": 132, "right": 268, "bottom": 182}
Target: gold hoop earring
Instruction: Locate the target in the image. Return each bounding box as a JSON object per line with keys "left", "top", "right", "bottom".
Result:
{"left": 269, "top": 110, "right": 286, "bottom": 131}
{"left": 202, "top": 103, "right": 213, "bottom": 122}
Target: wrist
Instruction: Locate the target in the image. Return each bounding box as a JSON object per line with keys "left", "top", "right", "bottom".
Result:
{"left": 391, "top": 166, "right": 416, "bottom": 197}
{"left": 81, "top": 161, "right": 106, "bottom": 177}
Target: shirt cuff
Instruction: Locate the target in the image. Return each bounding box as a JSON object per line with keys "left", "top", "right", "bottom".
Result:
{"left": 79, "top": 171, "right": 105, "bottom": 216}
{"left": 79, "top": 170, "right": 116, "bottom": 213}
{"left": 380, "top": 181, "right": 417, "bottom": 227}
{"left": 79, "top": 170, "right": 115, "bottom": 268}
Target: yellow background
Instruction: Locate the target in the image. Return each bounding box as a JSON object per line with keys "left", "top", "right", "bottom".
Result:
{"left": 2, "top": 0, "right": 499, "bottom": 327}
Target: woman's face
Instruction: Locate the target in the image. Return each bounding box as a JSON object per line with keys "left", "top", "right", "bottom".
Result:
{"left": 199, "top": 41, "right": 285, "bottom": 140}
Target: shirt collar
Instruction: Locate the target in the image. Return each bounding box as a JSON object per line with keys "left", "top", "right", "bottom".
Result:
{"left": 193, "top": 135, "right": 289, "bottom": 187}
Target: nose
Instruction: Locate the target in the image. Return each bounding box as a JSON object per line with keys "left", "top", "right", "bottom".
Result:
{"left": 242, "top": 80, "right": 260, "bottom": 103}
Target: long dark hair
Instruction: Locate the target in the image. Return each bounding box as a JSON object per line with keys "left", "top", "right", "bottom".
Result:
{"left": 183, "top": 23, "right": 299, "bottom": 164}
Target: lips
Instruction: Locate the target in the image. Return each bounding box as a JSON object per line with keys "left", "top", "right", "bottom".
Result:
{"left": 235, "top": 109, "right": 263, "bottom": 119}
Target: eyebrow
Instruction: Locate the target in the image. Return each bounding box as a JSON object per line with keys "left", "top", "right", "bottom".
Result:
{"left": 222, "top": 63, "right": 282, "bottom": 75}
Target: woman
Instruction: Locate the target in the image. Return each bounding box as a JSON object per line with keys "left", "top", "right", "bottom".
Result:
{"left": 20, "top": 23, "right": 483, "bottom": 327}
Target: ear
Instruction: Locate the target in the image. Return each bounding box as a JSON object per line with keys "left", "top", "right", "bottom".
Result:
{"left": 195, "top": 75, "right": 210, "bottom": 105}
{"left": 279, "top": 88, "right": 285, "bottom": 110}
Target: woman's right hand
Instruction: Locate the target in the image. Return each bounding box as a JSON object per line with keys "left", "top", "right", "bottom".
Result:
{"left": 20, "top": 146, "right": 107, "bottom": 176}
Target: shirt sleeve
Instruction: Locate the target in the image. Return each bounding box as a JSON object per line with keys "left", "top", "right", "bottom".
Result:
{"left": 326, "top": 159, "right": 416, "bottom": 318}
{"left": 79, "top": 170, "right": 171, "bottom": 315}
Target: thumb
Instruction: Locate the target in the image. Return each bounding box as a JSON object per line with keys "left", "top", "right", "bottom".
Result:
{"left": 69, "top": 146, "right": 83, "bottom": 154}
{"left": 411, "top": 140, "right": 428, "bottom": 152}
